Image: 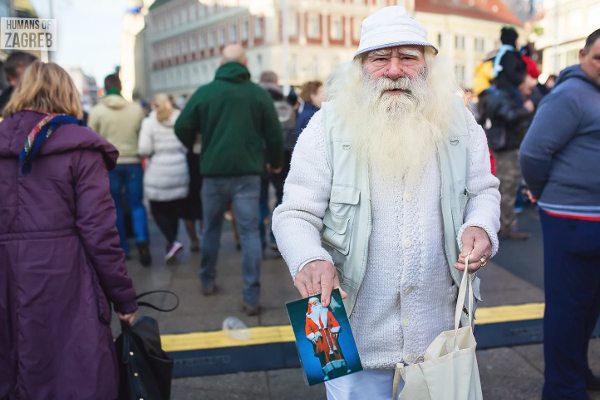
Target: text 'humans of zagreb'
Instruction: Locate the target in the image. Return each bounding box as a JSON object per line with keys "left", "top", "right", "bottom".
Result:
{"left": 1, "top": 18, "right": 57, "bottom": 51}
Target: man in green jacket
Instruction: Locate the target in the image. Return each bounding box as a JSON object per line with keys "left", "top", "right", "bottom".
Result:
{"left": 175, "top": 44, "right": 283, "bottom": 315}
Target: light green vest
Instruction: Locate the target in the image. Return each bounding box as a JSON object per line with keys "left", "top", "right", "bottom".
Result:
{"left": 320, "top": 99, "right": 480, "bottom": 325}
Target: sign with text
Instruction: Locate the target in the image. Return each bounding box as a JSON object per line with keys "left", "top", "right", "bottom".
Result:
{"left": 1, "top": 18, "right": 57, "bottom": 51}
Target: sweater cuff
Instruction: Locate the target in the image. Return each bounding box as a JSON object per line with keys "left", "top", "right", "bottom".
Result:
{"left": 457, "top": 222, "right": 499, "bottom": 257}
{"left": 297, "top": 256, "right": 332, "bottom": 276}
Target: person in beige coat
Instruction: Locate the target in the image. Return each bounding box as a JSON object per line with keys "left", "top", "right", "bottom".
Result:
{"left": 89, "top": 74, "right": 151, "bottom": 265}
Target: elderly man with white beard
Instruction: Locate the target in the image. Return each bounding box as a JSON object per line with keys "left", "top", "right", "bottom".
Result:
{"left": 272, "top": 6, "right": 500, "bottom": 399}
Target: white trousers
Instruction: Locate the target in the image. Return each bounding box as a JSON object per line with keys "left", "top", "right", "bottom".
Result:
{"left": 325, "top": 369, "right": 404, "bottom": 400}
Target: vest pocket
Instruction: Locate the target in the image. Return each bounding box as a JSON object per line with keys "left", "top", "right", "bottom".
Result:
{"left": 322, "top": 186, "right": 360, "bottom": 256}
{"left": 323, "top": 212, "right": 351, "bottom": 255}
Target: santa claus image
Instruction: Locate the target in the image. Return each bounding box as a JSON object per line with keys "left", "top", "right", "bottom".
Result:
{"left": 305, "top": 297, "right": 349, "bottom": 380}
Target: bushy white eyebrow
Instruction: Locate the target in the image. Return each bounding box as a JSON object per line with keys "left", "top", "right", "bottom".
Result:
{"left": 367, "top": 48, "right": 423, "bottom": 58}
{"left": 399, "top": 49, "right": 422, "bottom": 57}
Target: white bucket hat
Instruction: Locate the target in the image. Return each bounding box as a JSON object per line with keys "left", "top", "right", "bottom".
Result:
{"left": 355, "top": 5, "right": 438, "bottom": 58}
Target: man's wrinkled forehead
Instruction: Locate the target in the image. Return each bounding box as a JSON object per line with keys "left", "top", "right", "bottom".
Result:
{"left": 365, "top": 46, "right": 424, "bottom": 58}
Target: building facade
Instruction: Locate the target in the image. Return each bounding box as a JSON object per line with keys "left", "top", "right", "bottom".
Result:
{"left": 66, "top": 67, "right": 98, "bottom": 111}
{"left": 415, "top": 0, "right": 522, "bottom": 88}
{"left": 138, "top": 0, "right": 522, "bottom": 97}
{"left": 141, "top": 0, "right": 412, "bottom": 97}
{"left": 534, "top": 0, "right": 600, "bottom": 77}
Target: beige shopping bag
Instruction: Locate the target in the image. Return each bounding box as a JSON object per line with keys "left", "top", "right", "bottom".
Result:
{"left": 393, "top": 257, "right": 483, "bottom": 400}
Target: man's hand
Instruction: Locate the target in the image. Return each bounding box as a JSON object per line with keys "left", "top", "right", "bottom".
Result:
{"left": 118, "top": 312, "right": 137, "bottom": 325}
{"left": 523, "top": 99, "right": 535, "bottom": 113}
{"left": 266, "top": 164, "right": 282, "bottom": 174}
{"left": 525, "top": 189, "right": 538, "bottom": 203}
{"left": 294, "top": 260, "right": 347, "bottom": 307}
{"left": 454, "top": 226, "right": 492, "bottom": 272}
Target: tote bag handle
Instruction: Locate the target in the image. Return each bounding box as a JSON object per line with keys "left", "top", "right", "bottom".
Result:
{"left": 453, "top": 256, "right": 474, "bottom": 345}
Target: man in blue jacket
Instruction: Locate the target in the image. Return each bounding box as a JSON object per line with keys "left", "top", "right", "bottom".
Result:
{"left": 520, "top": 29, "right": 600, "bottom": 400}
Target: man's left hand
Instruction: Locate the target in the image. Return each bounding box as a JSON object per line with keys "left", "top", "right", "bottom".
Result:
{"left": 266, "top": 164, "right": 282, "bottom": 174}
{"left": 454, "top": 226, "right": 492, "bottom": 272}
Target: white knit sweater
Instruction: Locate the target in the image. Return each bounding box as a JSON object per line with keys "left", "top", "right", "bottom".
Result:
{"left": 273, "top": 110, "right": 500, "bottom": 369}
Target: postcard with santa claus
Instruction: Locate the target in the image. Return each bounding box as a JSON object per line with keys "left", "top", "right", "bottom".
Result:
{"left": 286, "top": 289, "right": 363, "bottom": 385}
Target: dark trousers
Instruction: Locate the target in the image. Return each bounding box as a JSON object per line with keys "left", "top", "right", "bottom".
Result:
{"left": 150, "top": 200, "right": 183, "bottom": 247}
{"left": 540, "top": 210, "right": 600, "bottom": 400}
{"left": 258, "top": 150, "right": 292, "bottom": 249}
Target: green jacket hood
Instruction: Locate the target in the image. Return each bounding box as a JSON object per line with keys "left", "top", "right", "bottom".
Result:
{"left": 214, "top": 62, "right": 251, "bottom": 83}
{"left": 101, "top": 94, "right": 129, "bottom": 110}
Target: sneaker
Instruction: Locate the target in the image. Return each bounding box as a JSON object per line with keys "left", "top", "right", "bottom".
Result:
{"left": 201, "top": 284, "right": 218, "bottom": 296}
{"left": 137, "top": 243, "right": 152, "bottom": 267}
{"left": 241, "top": 302, "right": 261, "bottom": 316}
{"left": 499, "top": 228, "right": 530, "bottom": 240}
{"left": 165, "top": 241, "right": 184, "bottom": 262}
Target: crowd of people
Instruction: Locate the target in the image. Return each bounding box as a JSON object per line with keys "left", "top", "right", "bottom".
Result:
{"left": 0, "top": 5, "right": 598, "bottom": 399}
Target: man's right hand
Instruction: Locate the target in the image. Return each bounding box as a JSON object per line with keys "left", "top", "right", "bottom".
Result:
{"left": 524, "top": 99, "right": 535, "bottom": 113}
{"left": 293, "top": 260, "right": 347, "bottom": 307}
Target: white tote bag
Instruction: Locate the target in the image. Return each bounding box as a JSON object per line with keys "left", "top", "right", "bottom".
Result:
{"left": 393, "top": 257, "right": 483, "bottom": 400}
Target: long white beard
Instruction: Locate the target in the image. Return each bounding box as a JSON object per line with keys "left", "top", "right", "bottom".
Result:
{"left": 327, "top": 55, "right": 458, "bottom": 183}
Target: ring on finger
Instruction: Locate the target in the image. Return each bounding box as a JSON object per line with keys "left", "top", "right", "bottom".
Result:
{"left": 479, "top": 256, "right": 487, "bottom": 268}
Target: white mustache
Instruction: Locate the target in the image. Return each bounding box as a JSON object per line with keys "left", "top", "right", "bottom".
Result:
{"left": 376, "top": 77, "right": 413, "bottom": 93}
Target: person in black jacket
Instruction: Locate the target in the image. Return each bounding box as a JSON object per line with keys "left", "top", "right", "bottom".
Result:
{"left": 0, "top": 52, "right": 37, "bottom": 114}
{"left": 492, "top": 27, "right": 527, "bottom": 104}
{"left": 479, "top": 77, "right": 535, "bottom": 239}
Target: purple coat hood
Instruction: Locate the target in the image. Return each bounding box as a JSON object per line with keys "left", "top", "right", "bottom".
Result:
{"left": 0, "top": 110, "right": 119, "bottom": 169}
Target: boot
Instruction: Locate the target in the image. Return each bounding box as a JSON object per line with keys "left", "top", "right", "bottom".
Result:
{"left": 499, "top": 227, "right": 530, "bottom": 240}
{"left": 137, "top": 242, "right": 152, "bottom": 267}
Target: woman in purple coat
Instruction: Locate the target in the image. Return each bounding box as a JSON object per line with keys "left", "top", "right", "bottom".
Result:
{"left": 0, "top": 62, "right": 138, "bottom": 399}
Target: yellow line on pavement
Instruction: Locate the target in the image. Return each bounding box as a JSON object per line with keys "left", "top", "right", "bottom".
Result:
{"left": 475, "top": 302, "right": 544, "bottom": 325}
{"left": 162, "top": 325, "right": 296, "bottom": 352}
{"left": 161, "top": 302, "right": 546, "bottom": 352}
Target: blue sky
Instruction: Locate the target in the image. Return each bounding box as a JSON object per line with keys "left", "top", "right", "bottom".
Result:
{"left": 31, "top": 0, "right": 126, "bottom": 84}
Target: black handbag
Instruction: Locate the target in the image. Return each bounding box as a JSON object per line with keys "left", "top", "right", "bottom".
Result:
{"left": 115, "top": 290, "right": 179, "bottom": 400}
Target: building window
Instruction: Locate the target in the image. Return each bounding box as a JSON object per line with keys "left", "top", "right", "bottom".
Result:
{"left": 190, "top": 36, "right": 197, "bottom": 51}
{"left": 229, "top": 24, "right": 238, "bottom": 43}
{"left": 257, "top": 53, "right": 263, "bottom": 70}
{"left": 454, "top": 35, "right": 465, "bottom": 50}
{"left": 290, "top": 53, "right": 298, "bottom": 79}
{"left": 352, "top": 17, "right": 361, "bottom": 41}
{"left": 198, "top": 33, "right": 204, "bottom": 50}
{"left": 255, "top": 17, "right": 263, "bottom": 37}
{"left": 331, "top": 16, "right": 343, "bottom": 40}
{"left": 455, "top": 64, "right": 465, "bottom": 85}
{"left": 220, "top": 27, "right": 226, "bottom": 45}
{"left": 474, "top": 37, "right": 485, "bottom": 53}
{"left": 208, "top": 31, "right": 215, "bottom": 48}
{"left": 286, "top": 11, "right": 298, "bottom": 37}
{"left": 566, "top": 49, "right": 579, "bottom": 66}
{"left": 241, "top": 19, "right": 249, "bottom": 40}
{"left": 307, "top": 14, "right": 320, "bottom": 38}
